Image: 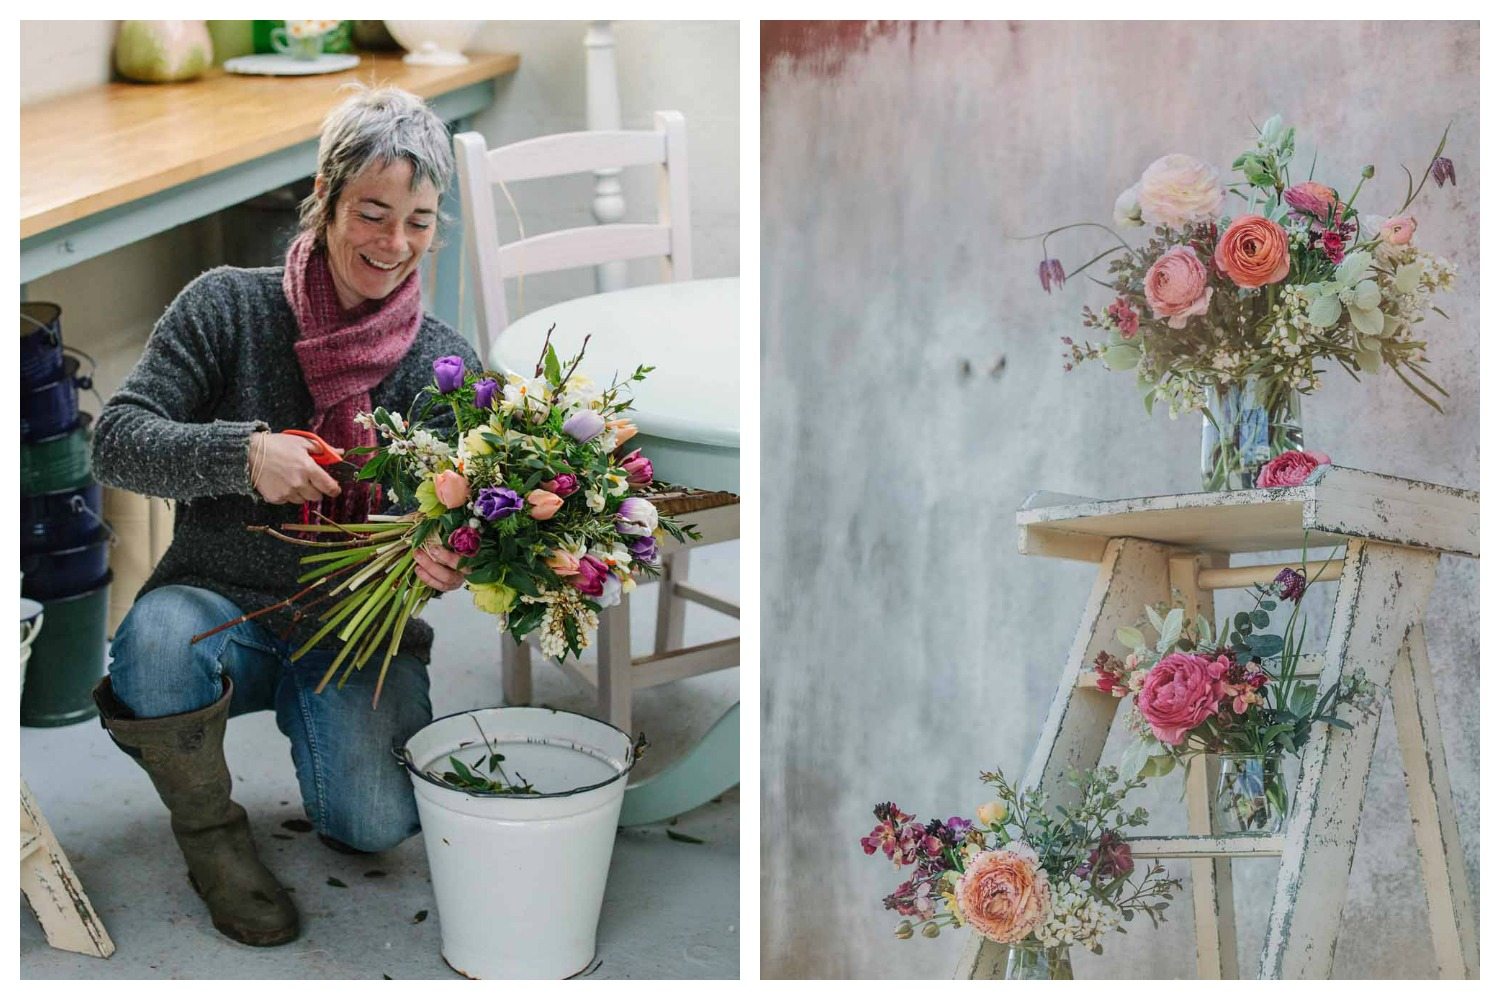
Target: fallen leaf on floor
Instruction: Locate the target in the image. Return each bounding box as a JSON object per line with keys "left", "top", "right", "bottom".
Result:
{"left": 364, "top": 870, "right": 387, "bottom": 879}
{"left": 281, "top": 818, "right": 314, "bottom": 833}
{"left": 412, "top": 909, "right": 428, "bottom": 924}
{"left": 666, "top": 830, "right": 705, "bottom": 844}
{"left": 327, "top": 877, "right": 348, "bottom": 888}
{"left": 271, "top": 833, "right": 294, "bottom": 841}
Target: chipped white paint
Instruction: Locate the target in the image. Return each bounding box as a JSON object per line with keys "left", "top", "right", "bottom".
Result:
{"left": 20, "top": 780, "right": 114, "bottom": 959}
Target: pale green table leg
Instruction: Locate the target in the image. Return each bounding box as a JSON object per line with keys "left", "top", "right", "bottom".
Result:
{"left": 619, "top": 702, "right": 739, "bottom": 826}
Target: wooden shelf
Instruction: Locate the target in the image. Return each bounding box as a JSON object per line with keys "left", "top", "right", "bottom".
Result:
{"left": 21, "top": 51, "right": 520, "bottom": 240}
{"left": 1017, "top": 466, "right": 1478, "bottom": 561}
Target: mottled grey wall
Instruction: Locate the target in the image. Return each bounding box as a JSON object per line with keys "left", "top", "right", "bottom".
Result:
{"left": 760, "top": 21, "right": 1478, "bottom": 979}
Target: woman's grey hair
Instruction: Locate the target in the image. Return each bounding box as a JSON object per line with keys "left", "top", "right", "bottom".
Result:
{"left": 297, "top": 83, "right": 456, "bottom": 248}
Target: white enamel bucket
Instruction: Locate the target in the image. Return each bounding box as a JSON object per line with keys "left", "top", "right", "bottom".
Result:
{"left": 400, "top": 706, "right": 637, "bottom": 979}
{"left": 20, "top": 598, "right": 44, "bottom": 694}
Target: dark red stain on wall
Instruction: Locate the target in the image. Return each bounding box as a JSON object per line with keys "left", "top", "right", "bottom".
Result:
{"left": 762, "top": 21, "right": 982, "bottom": 84}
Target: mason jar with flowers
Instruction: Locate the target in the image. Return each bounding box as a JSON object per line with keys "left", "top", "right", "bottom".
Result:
{"left": 1040, "top": 115, "right": 1459, "bottom": 490}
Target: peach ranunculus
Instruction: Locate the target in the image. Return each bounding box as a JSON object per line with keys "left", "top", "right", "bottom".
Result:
{"left": 1215, "top": 215, "right": 1290, "bottom": 289}
{"left": 1137, "top": 652, "right": 1231, "bottom": 746}
{"left": 956, "top": 845, "right": 1052, "bottom": 944}
{"left": 1255, "top": 449, "right": 1331, "bottom": 488}
{"left": 1136, "top": 154, "right": 1225, "bottom": 229}
{"left": 1143, "top": 248, "right": 1213, "bottom": 329}
{"left": 525, "top": 489, "right": 564, "bottom": 521}
{"left": 1283, "top": 181, "right": 1346, "bottom": 226}
{"left": 433, "top": 469, "right": 471, "bottom": 509}
{"left": 1379, "top": 215, "right": 1418, "bottom": 246}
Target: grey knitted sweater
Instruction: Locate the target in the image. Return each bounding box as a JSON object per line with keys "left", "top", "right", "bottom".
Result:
{"left": 92, "top": 265, "right": 482, "bottom": 664}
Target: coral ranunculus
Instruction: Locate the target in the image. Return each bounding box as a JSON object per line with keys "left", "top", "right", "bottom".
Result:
{"left": 1215, "top": 215, "right": 1290, "bottom": 289}
{"left": 1283, "top": 181, "right": 1346, "bottom": 225}
{"left": 1255, "top": 449, "right": 1332, "bottom": 488}
{"left": 956, "top": 845, "right": 1052, "bottom": 944}
{"left": 1379, "top": 215, "right": 1418, "bottom": 246}
{"left": 1137, "top": 652, "right": 1230, "bottom": 746}
{"left": 1143, "top": 248, "right": 1212, "bottom": 329}
{"left": 1136, "top": 154, "right": 1225, "bottom": 228}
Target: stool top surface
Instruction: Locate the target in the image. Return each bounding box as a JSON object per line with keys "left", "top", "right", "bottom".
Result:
{"left": 1017, "top": 466, "right": 1478, "bottom": 560}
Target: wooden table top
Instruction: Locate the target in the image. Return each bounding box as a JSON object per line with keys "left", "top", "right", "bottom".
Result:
{"left": 20, "top": 51, "right": 519, "bottom": 239}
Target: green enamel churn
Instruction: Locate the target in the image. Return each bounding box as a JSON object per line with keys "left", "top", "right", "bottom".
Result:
{"left": 20, "top": 572, "right": 112, "bottom": 728}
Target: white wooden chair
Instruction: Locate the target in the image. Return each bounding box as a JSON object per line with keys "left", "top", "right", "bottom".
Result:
{"left": 454, "top": 113, "right": 737, "bottom": 735}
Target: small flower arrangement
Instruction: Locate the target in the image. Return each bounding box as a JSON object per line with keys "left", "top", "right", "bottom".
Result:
{"left": 222, "top": 336, "right": 695, "bottom": 706}
{"left": 1043, "top": 114, "right": 1458, "bottom": 416}
{"left": 861, "top": 767, "right": 1181, "bottom": 958}
{"left": 1097, "top": 553, "right": 1377, "bottom": 829}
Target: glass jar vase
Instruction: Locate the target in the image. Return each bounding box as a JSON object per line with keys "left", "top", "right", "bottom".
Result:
{"left": 1201, "top": 378, "right": 1303, "bottom": 491}
{"left": 1004, "top": 940, "right": 1074, "bottom": 980}
{"left": 1214, "top": 753, "right": 1294, "bottom": 834}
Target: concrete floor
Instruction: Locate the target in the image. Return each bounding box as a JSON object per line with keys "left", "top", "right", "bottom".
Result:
{"left": 21, "top": 542, "right": 739, "bottom": 980}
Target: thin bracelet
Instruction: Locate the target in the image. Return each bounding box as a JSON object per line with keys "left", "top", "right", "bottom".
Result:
{"left": 248, "top": 432, "right": 268, "bottom": 491}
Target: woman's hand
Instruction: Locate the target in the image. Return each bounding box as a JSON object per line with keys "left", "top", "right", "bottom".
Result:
{"left": 250, "top": 432, "right": 342, "bottom": 504}
{"left": 414, "top": 538, "right": 470, "bottom": 593}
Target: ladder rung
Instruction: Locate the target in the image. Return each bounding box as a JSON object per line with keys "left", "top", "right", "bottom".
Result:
{"left": 20, "top": 831, "right": 43, "bottom": 860}
{"left": 1197, "top": 558, "right": 1343, "bottom": 590}
{"left": 1126, "top": 834, "right": 1284, "bottom": 858}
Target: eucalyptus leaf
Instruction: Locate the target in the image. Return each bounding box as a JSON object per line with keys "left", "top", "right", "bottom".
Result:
{"left": 1102, "top": 344, "right": 1142, "bottom": 372}
{"left": 1307, "top": 293, "right": 1343, "bottom": 328}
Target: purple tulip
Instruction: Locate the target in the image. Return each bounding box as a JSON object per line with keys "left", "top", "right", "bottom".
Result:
{"left": 571, "top": 555, "right": 611, "bottom": 598}
{"left": 620, "top": 449, "right": 653, "bottom": 486}
{"left": 562, "top": 410, "right": 605, "bottom": 443}
{"left": 433, "top": 355, "right": 466, "bottom": 393}
{"left": 628, "top": 534, "right": 658, "bottom": 566}
{"left": 474, "top": 377, "right": 498, "bottom": 410}
{"left": 615, "top": 497, "right": 658, "bottom": 537}
{"left": 543, "top": 473, "right": 579, "bottom": 498}
{"left": 447, "top": 525, "right": 482, "bottom": 556}
{"left": 474, "top": 486, "right": 523, "bottom": 521}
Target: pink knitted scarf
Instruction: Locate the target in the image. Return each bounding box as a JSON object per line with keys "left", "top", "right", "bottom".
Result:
{"left": 282, "top": 228, "right": 422, "bottom": 451}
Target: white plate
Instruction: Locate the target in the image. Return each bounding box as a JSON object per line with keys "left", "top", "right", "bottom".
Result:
{"left": 223, "top": 53, "right": 361, "bottom": 77}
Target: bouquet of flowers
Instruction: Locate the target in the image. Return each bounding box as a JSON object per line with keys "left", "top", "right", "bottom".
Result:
{"left": 1097, "top": 555, "right": 1377, "bottom": 830}
{"left": 1037, "top": 114, "right": 1459, "bottom": 489}
{"left": 221, "top": 336, "right": 694, "bottom": 707}
{"left": 861, "top": 767, "right": 1181, "bottom": 978}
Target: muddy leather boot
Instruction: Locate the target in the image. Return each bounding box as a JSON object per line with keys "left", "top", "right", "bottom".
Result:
{"left": 93, "top": 676, "right": 300, "bottom": 946}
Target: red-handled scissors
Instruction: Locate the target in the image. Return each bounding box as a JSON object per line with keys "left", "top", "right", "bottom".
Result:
{"left": 284, "top": 429, "right": 361, "bottom": 483}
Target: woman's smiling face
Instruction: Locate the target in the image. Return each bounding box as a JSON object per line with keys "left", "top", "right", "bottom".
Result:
{"left": 319, "top": 158, "right": 439, "bottom": 310}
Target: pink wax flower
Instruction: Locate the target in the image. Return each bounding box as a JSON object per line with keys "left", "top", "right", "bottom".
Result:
{"left": 1106, "top": 297, "right": 1140, "bottom": 338}
{"left": 433, "top": 469, "right": 471, "bottom": 509}
{"left": 543, "top": 473, "right": 580, "bottom": 498}
{"left": 1143, "top": 248, "right": 1212, "bottom": 329}
{"left": 1137, "top": 652, "right": 1231, "bottom": 746}
{"left": 1255, "top": 449, "right": 1331, "bottom": 488}
{"left": 571, "top": 555, "right": 611, "bottom": 598}
{"left": 446, "top": 525, "right": 481, "bottom": 557}
{"left": 620, "top": 449, "right": 653, "bottom": 486}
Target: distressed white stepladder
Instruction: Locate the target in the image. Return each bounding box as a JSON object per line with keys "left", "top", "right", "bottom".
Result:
{"left": 22, "top": 780, "right": 114, "bottom": 959}
{"left": 454, "top": 114, "right": 738, "bottom": 737}
{"left": 955, "top": 466, "right": 1478, "bottom": 980}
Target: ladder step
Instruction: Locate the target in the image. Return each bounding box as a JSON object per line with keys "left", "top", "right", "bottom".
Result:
{"left": 1126, "top": 834, "right": 1284, "bottom": 858}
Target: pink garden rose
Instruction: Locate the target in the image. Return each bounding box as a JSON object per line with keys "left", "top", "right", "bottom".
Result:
{"left": 1255, "top": 449, "right": 1331, "bottom": 488}
{"left": 956, "top": 846, "right": 1052, "bottom": 944}
{"left": 1136, "top": 154, "right": 1225, "bottom": 228}
{"left": 1283, "top": 181, "right": 1346, "bottom": 226}
{"left": 1137, "top": 652, "right": 1231, "bottom": 746}
{"left": 1143, "top": 248, "right": 1212, "bottom": 329}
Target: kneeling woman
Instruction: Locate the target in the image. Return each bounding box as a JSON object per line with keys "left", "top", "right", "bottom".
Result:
{"left": 91, "top": 85, "right": 482, "bottom": 946}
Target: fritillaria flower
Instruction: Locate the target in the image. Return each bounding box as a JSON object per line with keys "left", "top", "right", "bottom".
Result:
{"left": 1431, "top": 156, "right": 1457, "bottom": 188}
{"left": 1274, "top": 567, "right": 1307, "bottom": 602}
{"left": 1037, "top": 258, "right": 1066, "bottom": 293}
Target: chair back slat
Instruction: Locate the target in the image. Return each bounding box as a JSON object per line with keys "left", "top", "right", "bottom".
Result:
{"left": 487, "top": 130, "right": 668, "bottom": 182}
{"left": 496, "top": 224, "right": 672, "bottom": 279}
{"left": 454, "top": 110, "right": 693, "bottom": 365}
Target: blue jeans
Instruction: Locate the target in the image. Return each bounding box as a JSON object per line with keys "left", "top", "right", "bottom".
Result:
{"left": 108, "top": 584, "right": 432, "bottom": 853}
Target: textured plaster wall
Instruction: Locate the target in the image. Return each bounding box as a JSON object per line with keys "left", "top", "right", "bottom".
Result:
{"left": 761, "top": 21, "right": 1478, "bottom": 979}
